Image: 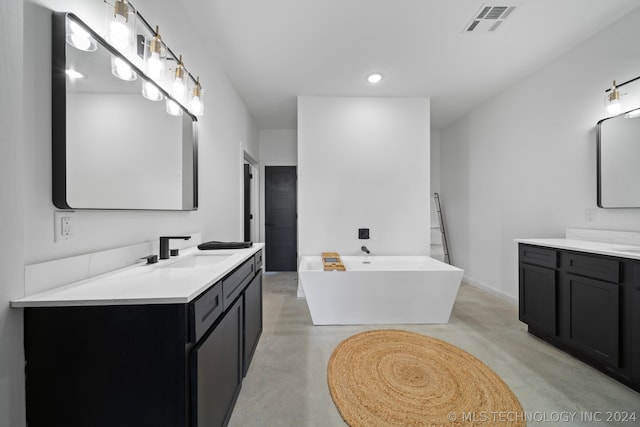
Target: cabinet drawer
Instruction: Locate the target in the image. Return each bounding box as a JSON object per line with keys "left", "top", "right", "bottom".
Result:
{"left": 564, "top": 253, "right": 620, "bottom": 283}
{"left": 222, "top": 258, "right": 255, "bottom": 310}
{"left": 191, "top": 282, "right": 223, "bottom": 343}
{"left": 254, "top": 250, "right": 263, "bottom": 271}
{"left": 520, "top": 244, "right": 558, "bottom": 268}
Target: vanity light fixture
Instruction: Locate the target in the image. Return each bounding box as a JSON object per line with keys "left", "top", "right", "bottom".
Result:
{"left": 142, "top": 80, "right": 163, "bottom": 101}
{"left": 111, "top": 56, "right": 137, "bottom": 81}
{"left": 189, "top": 77, "right": 204, "bottom": 116}
{"left": 605, "top": 81, "right": 622, "bottom": 116}
{"left": 104, "top": 0, "right": 136, "bottom": 52}
{"left": 171, "top": 55, "right": 187, "bottom": 102}
{"left": 604, "top": 75, "right": 640, "bottom": 116}
{"left": 367, "top": 73, "right": 383, "bottom": 84}
{"left": 166, "top": 99, "right": 183, "bottom": 116}
{"left": 66, "top": 20, "right": 97, "bottom": 52}
{"left": 144, "top": 26, "right": 166, "bottom": 80}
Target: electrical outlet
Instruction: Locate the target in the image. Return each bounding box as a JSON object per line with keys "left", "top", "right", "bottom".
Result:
{"left": 358, "top": 228, "right": 370, "bottom": 239}
{"left": 585, "top": 209, "right": 596, "bottom": 222}
{"left": 54, "top": 211, "right": 75, "bottom": 242}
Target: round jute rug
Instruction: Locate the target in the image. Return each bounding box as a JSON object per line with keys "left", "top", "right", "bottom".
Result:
{"left": 327, "top": 330, "right": 525, "bottom": 427}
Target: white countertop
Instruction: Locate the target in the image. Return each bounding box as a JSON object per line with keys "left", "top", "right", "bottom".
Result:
{"left": 11, "top": 244, "right": 264, "bottom": 308}
{"left": 516, "top": 238, "right": 640, "bottom": 261}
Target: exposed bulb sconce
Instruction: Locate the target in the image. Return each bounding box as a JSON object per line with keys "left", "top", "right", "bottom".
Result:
{"left": 111, "top": 56, "right": 136, "bottom": 81}
{"left": 604, "top": 75, "right": 640, "bottom": 117}
{"left": 190, "top": 77, "right": 204, "bottom": 116}
{"left": 144, "top": 26, "right": 166, "bottom": 80}
{"left": 104, "top": 0, "right": 136, "bottom": 52}
{"left": 171, "top": 55, "right": 187, "bottom": 102}
{"left": 66, "top": 20, "right": 97, "bottom": 51}
{"left": 166, "top": 99, "right": 183, "bottom": 116}
{"left": 605, "top": 81, "right": 622, "bottom": 116}
{"left": 142, "top": 80, "right": 163, "bottom": 101}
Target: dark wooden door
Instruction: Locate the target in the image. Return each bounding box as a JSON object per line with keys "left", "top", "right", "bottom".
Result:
{"left": 244, "top": 164, "right": 252, "bottom": 242}
{"left": 265, "top": 166, "right": 297, "bottom": 271}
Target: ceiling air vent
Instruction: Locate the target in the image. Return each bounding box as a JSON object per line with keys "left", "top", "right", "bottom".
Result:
{"left": 463, "top": 4, "right": 518, "bottom": 33}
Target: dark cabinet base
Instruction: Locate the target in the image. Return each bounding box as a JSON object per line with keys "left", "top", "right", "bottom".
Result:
{"left": 518, "top": 243, "right": 639, "bottom": 393}
{"left": 24, "top": 305, "right": 189, "bottom": 427}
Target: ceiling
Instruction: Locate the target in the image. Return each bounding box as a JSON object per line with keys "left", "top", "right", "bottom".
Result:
{"left": 179, "top": 0, "right": 640, "bottom": 130}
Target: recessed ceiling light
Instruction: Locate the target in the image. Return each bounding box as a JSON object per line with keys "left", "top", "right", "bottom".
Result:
{"left": 366, "top": 73, "right": 383, "bottom": 84}
{"left": 65, "top": 69, "right": 85, "bottom": 79}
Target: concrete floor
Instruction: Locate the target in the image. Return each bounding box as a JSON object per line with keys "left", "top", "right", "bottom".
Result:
{"left": 229, "top": 272, "right": 640, "bottom": 427}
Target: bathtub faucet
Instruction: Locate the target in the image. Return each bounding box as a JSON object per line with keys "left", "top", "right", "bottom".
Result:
{"left": 361, "top": 246, "right": 370, "bottom": 254}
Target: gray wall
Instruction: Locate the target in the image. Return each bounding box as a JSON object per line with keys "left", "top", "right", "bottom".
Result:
{"left": 0, "top": 1, "right": 26, "bottom": 426}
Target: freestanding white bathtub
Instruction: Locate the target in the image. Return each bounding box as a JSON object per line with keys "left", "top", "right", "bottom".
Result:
{"left": 298, "top": 256, "right": 464, "bottom": 325}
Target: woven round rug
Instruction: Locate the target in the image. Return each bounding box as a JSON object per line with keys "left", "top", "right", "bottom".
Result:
{"left": 327, "top": 330, "right": 524, "bottom": 427}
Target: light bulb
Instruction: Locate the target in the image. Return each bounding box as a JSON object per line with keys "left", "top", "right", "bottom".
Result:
{"left": 65, "top": 69, "right": 84, "bottom": 80}
{"left": 607, "top": 101, "right": 621, "bottom": 116}
{"left": 142, "top": 81, "right": 163, "bottom": 101}
{"left": 109, "top": 19, "right": 130, "bottom": 50}
{"left": 111, "top": 57, "right": 136, "bottom": 81}
{"left": 66, "top": 20, "right": 96, "bottom": 51}
{"left": 70, "top": 34, "right": 92, "bottom": 51}
{"left": 189, "top": 77, "right": 204, "bottom": 116}
{"left": 147, "top": 52, "right": 163, "bottom": 79}
{"left": 172, "top": 77, "right": 185, "bottom": 100}
{"left": 166, "top": 99, "right": 183, "bottom": 116}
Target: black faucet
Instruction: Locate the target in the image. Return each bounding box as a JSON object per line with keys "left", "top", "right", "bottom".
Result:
{"left": 159, "top": 236, "right": 192, "bottom": 259}
{"left": 361, "top": 246, "right": 370, "bottom": 254}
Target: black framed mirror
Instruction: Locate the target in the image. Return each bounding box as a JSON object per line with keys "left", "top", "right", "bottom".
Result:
{"left": 597, "top": 109, "right": 640, "bottom": 208}
{"left": 52, "top": 12, "right": 198, "bottom": 210}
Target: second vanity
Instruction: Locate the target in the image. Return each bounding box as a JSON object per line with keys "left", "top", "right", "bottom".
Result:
{"left": 11, "top": 243, "right": 264, "bottom": 427}
{"left": 516, "top": 231, "right": 640, "bottom": 392}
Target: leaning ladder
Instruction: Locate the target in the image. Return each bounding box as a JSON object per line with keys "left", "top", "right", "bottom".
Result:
{"left": 433, "top": 193, "right": 451, "bottom": 265}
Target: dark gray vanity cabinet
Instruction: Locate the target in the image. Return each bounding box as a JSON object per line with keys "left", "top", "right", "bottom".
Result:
{"left": 23, "top": 251, "right": 263, "bottom": 427}
{"left": 519, "top": 245, "right": 558, "bottom": 337}
{"left": 518, "top": 244, "right": 638, "bottom": 392}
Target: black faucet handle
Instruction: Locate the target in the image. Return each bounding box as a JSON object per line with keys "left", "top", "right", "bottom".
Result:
{"left": 159, "top": 236, "right": 192, "bottom": 240}
{"left": 140, "top": 255, "right": 158, "bottom": 265}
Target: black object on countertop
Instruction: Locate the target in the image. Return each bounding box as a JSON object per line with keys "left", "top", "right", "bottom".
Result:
{"left": 198, "top": 241, "right": 253, "bottom": 250}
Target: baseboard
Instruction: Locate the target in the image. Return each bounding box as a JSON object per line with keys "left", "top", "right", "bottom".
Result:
{"left": 462, "top": 275, "right": 518, "bottom": 306}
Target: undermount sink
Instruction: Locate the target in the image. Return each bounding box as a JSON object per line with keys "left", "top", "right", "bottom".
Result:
{"left": 161, "top": 253, "right": 232, "bottom": 269}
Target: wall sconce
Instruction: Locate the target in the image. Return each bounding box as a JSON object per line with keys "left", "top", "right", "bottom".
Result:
{"left": 143, "top": 26, "right": 166, "bottom": 80}
{"left": 111, "top": 56, "right": 137, "bottom": 81}
{"left": 604, "top": 75, "right": 640, "bottom": 116}
{"left": 190, "top": 77, "right": 204, "bottom": 116}
{"left": 166, "top": 99, "right": 183, "bottom": 116}
{"left": 605, "top": 81, "right": 622, "bottom": 116}
{"left": 104, "top": 0, "right": 136, "bottom": 52}
{"left": 66, "top": 20, "right": 97, "bottom": 52}
{"left": 171, "top": 55, "right": 187, "bottom": 103}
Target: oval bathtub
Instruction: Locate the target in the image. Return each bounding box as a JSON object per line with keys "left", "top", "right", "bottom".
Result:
{"left": 298, "top": 256, "right": 464, "bottom": 325}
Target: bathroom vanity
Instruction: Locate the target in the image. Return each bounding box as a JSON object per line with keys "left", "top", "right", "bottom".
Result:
{"left": 12, "top": 245, "right": 264, "bottom": 427}
{"left": 517, "top": 237, "right": 640, "bottom": 392}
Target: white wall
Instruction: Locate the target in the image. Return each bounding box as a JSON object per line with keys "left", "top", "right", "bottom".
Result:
{"left": 440, "top": 8, "right": 640, "bottom": 302}
{"left": 23, "top": 0, "right": 258, "bottom": 266}
{"left": 258, "top": 129, "right": 297, "bottom": 243}
{"left": 2, "top": 2, "right": 257, "bottom": 425}
{"left": 0, "top": 1, "right": 26, "bottom": 426}
{"left": 298, "top": 96, "right": 430, "bottom": 257}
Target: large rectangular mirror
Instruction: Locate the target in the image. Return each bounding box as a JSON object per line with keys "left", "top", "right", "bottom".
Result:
{"left": 52, "top": 12, "right": 198, "bottom": 210}
{"left": 597, "top": 109, "right": 640, "bottom": 208}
